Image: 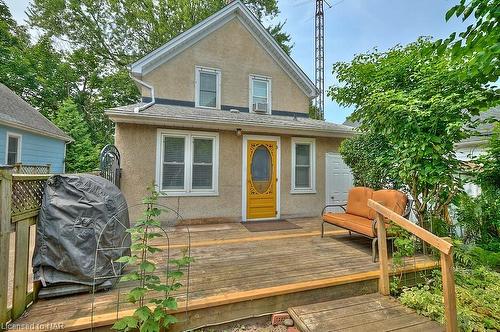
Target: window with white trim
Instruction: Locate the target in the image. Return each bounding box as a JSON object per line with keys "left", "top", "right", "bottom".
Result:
{"left": 6, "top": 133, "right": 21, "bottom": 165}
{"left": 249, "top": 75, "right": 271, "bottom": 114}
{"left": 291, "top": 138, "right": 316, "bottom": 193}
{"left": 195, "top": 66, "right": 221, "bottom": 109}
{"left": 157, "top": 130, "right": 218, "bottom": 196}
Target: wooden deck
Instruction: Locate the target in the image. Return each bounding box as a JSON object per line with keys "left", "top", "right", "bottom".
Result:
{"left": 289, "top": 293, "right": 443, "bottom": 331}
{"left": 11, "top": 218, "right": 438, "bottom": 331}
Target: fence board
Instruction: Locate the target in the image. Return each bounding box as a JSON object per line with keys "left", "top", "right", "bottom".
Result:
{"left": 12, "top": 218, "right": 30, "bottom": 320}
{"left": 0, "top": 171, "right": 13, "bottom": 325}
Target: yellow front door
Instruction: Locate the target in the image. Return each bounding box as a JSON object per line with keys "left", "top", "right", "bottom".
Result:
{"left": 247, "top": 140, "right": 277, "bottom": 219}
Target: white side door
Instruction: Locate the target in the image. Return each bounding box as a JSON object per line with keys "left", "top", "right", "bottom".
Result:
{"left": 325, "top": 152, "right": 354, "bottom": 211}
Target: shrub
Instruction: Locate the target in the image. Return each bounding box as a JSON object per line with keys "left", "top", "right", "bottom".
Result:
{"left": 399, "top": 265, "right": 500, "bottom": 331}
{"left": 339, "top": 132, "right": 401, "bottom": 190}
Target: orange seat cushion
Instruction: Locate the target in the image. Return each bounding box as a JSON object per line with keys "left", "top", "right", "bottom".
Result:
{"left": 369, "top": 189, "right": 408, "bottom": 220}
{"left": 345, "top": 187, "right": 374, "bottom": 219}
{"left": 323, "top": 212, "right": 375, "bottom": 237}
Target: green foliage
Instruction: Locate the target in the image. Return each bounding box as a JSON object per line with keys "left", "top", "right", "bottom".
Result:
{"left": 112, "top": 187, "right": 192, "bottom": 332}
{"left": 308, "top": 103, "right": 321, "bottom": 120}
{"left": 328, "top": 38, "right": 498, "bottom": 228}
{"left": 51, "top": 100, "right": 100, "bottom": 173}
{"left": 27, "top": 0, "right": 293, "bottom": 67}
{"left": 456, "top": 189, "right": 500, "bottom": 250}
{"left": 438, "top": 0, "right": 499, "bottom": 84}
{"left": 477, "top": 123, "right": 500, "bottom": 190}
{"left": 399, "top": 266, "right": 500, "bottom": 331}
{"left": 453, "top": 240, "right": 500, "bottom": 271}
{"left": 339, "top": 132, "right": 400, "bottom": 190}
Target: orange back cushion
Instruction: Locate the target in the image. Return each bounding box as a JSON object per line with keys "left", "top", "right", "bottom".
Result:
{"left": 345, "top": 187, "right": 374, "bottom": 219}
{"left": 369, "top": 189, "right": 408, "bottom": 220}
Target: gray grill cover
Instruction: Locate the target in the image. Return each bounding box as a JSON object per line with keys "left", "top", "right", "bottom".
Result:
{"left": 33, "top": 174, "right": 131, "bottom": 288}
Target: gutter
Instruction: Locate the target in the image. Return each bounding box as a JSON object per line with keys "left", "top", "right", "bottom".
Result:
{"left": 129, "top": 73, "right": 155, "bottom": 113}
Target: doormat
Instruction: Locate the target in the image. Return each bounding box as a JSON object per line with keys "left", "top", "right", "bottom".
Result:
{"left": 243, "top": 220, "right": 302, "bottom": 232}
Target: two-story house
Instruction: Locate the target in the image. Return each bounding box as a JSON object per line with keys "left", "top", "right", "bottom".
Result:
{"left": 106, "top": 0, "right": 354, "bottom": 222}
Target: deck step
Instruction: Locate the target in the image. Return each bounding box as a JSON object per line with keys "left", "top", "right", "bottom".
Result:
{"left": 288, "top": 293, "right": 443, "bottom": 332}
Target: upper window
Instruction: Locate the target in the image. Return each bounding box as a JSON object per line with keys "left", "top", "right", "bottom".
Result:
{"left": 249, "top": 75, "right": 271, "bottom": 114}
{"left": 195, "top": 66, "right": 221, "bottom": 109}
{"left": 157, "top": 129, "right": 219, "bottom": 196}
{"left": 6, "top": 133, "right": 21, "bottom": 165}
{"left": 291, "top": 138, "right": 316, "bottom": 193}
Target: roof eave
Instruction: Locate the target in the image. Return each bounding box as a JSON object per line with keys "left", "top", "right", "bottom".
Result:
{"left": 0, "top": 119, "right": 73, "bottom": 142}
{"left": 105, "top": 110, "right": 355, "bottom": 138}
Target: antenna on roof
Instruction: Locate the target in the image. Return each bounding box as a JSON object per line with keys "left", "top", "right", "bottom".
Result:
{"left": 314, "top": 0, "right": 330, "bottom": 120}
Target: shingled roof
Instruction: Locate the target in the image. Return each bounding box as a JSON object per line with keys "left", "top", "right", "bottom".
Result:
{"left": 106, "top": 103, "right": 354, "bottom": 138}
{"left": 0, "top": 83, "right": 71, "bottom": 141}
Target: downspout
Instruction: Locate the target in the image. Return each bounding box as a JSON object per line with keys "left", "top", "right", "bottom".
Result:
{"left": 129, "top": 72, "right": 155, "bottom": 113}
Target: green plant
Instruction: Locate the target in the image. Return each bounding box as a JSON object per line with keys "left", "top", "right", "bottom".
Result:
{"left": 399, "top": 266, "right": 500, "bottom": 331}
{"left": 456, "top": 189, "right": 500, "bottom": 249}
{"left": 328, "top": 38, "right": 497, "bottom": 230}
{"left": 387, "top": 224, "right": 417, "bottom": 293}
{"left": 339, "top": 132, "right": 402, "bottom": 190}
{"left": 112, "top": 187, "right": 193, "bottom": 332}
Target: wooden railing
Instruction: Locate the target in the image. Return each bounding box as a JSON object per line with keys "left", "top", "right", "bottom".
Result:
{"left": 0, "top": 170, "right": 50, "bottom": 325}
{"left": 368, "top": 199, "right": 457, "bottom": 332}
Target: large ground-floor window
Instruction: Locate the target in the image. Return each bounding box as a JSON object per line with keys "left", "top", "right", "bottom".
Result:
{"left": 156, "top": 129, "right": 219, "bottom": 196}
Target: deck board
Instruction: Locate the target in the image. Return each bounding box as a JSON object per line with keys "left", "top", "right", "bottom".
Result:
{"left": 288, "top": 294, "right": 443, "bottom": 332}
{"left": 11, "top": 218, "right": 438, "bottom": 331}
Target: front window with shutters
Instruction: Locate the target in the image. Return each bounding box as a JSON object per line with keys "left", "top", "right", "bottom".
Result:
{"left": 6, "top": 133, "right": 21, "bottom": 165}
{"left": 291, "top": 138, "right": 316, "bottom": 193}
{"left": 195, "top": 66, "right": 221, "bottom": 109}
{"left": 157, "top": 129, "right": 219, "bottom": 196}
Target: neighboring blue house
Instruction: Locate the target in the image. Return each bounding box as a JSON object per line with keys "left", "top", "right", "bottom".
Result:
{"left": 0, "top": 83, "right": 72, "bottom": 173}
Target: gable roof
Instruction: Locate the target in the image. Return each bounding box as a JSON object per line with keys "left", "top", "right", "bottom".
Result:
{"left": 130, "top": 0, "right": 318, "bottom": 98}
{"left": 0, "top": 83, "right": 72, "bottom": 142}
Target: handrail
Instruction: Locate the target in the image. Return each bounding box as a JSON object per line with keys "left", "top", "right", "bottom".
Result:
{"left": 368, "top": 200, "right": 453, "bottom": 255}
{"left": 368, "top": 199, "right": 458, "bottom": 332}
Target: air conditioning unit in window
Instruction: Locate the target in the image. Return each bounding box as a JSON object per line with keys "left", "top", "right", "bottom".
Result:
{"left": 253, "top": 102, "right": 268, "bottom": 113}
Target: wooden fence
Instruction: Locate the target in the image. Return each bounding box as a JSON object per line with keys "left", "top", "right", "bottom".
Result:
{"left": 369, "top": 199, "right": 458, "bottom": 332}
{"left": 12, "top": 163, "right": 51, "bottom": 175}
{"left": 0, "top": 170, "right": 49, "bottom": 325}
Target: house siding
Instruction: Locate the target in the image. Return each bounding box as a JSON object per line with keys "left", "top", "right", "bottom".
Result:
{"left": 0, "top": 124, "right": 66, "bottom": 173}
{"left": 115, "top": 123, "right": 342, "bottom": 221}
{"left": 141, "top": 18, "right": 310, "bottom": 115}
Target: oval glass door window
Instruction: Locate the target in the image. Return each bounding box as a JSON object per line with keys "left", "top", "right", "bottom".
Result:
{"left": 251, "top": 145, "right": 272, "bottom": 194}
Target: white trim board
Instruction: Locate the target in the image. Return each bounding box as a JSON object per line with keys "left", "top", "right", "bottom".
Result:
{"left": 241, "top": 134, "right": 281, "bottom": 222}
{"left": 129, "top": 0, "right": 317, "bottom": 98}
{"left": 5, "top": 132, "right": 22, "bottom": 165}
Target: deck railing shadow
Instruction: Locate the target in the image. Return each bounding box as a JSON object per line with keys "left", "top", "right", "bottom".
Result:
{"left": 368, "top": 199, "right": 458, "bottom": 332}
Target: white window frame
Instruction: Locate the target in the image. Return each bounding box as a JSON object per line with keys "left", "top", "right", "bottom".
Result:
{"left": 195, "top": 66, "right": 221, "bottom": 109}
{"left": 291, "top": 137, "right": 316, "bottom": 194}
{"left": 249, "top": 74, "right": 272, "bottom": 114}
{"left": 156, "top": 129, "right": 219, "bottom": 196}
{"left": 5, "top": 132, "right": 22, "bottom": 165}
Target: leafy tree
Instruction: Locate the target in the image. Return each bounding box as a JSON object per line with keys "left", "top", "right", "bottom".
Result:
{"left": 328, "top": 38, "right": 497, "bottom": 229}
{"left": 27, "top": 0, "right": 293, "bottom": 69}
{"left": 52, "top": 100, "right": 100, "bottom": 173}
{"left": 437, "top": 0, "right": 499, "bottom": 84}
{"left": 339, "top": 132, "right": 400, "bottom": 190}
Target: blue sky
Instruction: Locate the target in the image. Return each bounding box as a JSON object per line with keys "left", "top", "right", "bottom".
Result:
{"left": 6, "top": 0, "right": 469, "bottom": 123}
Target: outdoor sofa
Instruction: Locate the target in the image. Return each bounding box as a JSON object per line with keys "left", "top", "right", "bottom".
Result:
{"left": 321, "top": 187, "right": 411, "bottom": 262}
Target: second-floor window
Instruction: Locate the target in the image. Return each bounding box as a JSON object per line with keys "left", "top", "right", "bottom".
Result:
{"left": 195, "top": 66, "right": 221, "bottom": 109}
{"left": 249, "top": 75, "right": 271, "bottom": 114}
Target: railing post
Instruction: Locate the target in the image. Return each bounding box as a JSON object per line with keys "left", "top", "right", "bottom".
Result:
{"left": 441, "top": 242, "right": 458, "bottom": 332}
{"left": 0, "top": 169, "right": 13, "bottom": 325}
{"left": 376, "top": 212, "right": 390, "bottom": 295}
